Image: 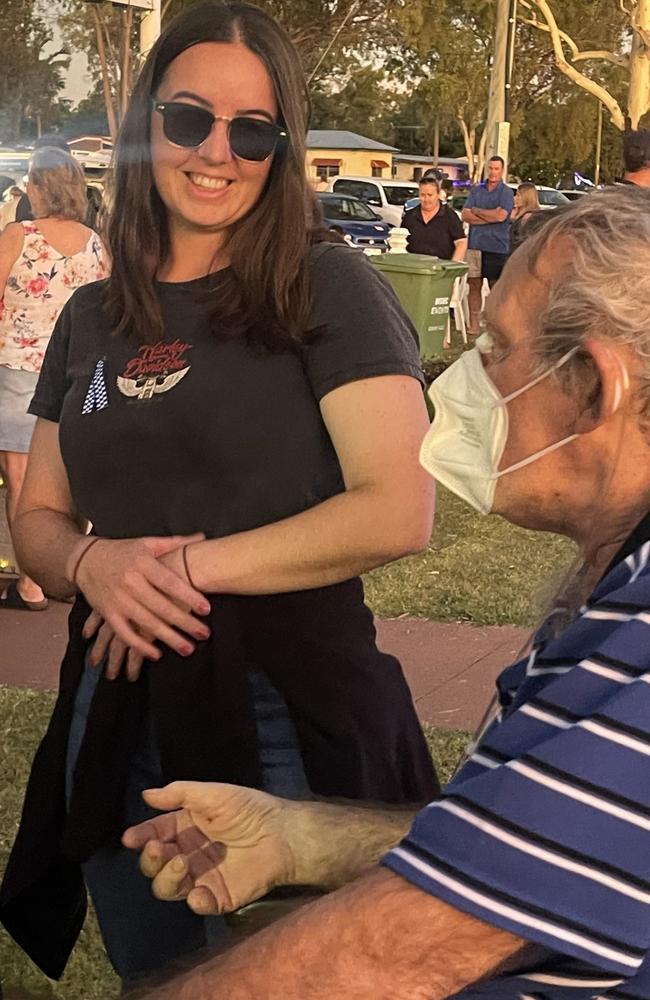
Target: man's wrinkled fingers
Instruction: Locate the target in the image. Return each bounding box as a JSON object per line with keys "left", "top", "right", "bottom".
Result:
{"left": 140, "top": 840, "right": 178, "bottom": 878}
{"left": 187, "top": 884, "right": 222, "bottom": 916}
{"left": 122, "top": 811, "right": 179, "bottom": 849}
{"left": 151, "top": 855, "right": 193, "bottom": 901}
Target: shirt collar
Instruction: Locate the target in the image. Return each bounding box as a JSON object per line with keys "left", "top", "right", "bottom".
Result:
{"left": 602, "top": 507, "right": 650, "bottom": 578}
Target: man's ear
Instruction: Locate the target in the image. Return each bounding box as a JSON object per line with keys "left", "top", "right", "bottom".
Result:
{"left": 574, "top": 336, "right": 630, "bottom": 434}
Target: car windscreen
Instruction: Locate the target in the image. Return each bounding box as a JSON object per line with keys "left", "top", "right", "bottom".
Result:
{"left": 384, "top": 186, "right": 419, "bottom": 206}
{"left": 538, "top": 189, "right": 570, "bottom": 206}
{"left": 349, "top": 200, "right": 380, "bottom": 220}
{"left": 319, "top": 199, "right": 353, "bottom": 220}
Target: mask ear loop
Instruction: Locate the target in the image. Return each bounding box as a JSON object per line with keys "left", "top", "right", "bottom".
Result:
{"left": 539, "top": 352, "right": 632, "bottom": 644}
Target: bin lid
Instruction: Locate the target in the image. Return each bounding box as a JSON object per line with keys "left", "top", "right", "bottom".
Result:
{"left": 372, "top": 253, "right": 468, "bottom": 276}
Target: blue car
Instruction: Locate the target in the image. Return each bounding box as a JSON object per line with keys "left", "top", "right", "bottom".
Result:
{"left": 317, "top": 193, "right": 392, "bottom": 250}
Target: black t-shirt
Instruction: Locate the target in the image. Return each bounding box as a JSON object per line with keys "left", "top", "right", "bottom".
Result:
{"left": 401, "top": 203, "right": 465, "bottom": 259}
{"left": 30, "top": 242, "right": 423, "bottom": 540}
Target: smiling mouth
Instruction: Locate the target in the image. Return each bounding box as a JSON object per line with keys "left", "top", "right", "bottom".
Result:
{"left": 187, "top": 173, "right": 232, "bottom": 191}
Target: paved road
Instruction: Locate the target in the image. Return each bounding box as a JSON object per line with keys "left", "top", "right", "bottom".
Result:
{"left": 0, "top": 594, "right": 528, "bottom": 732}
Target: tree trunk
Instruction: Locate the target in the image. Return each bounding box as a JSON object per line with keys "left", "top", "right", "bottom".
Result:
{"left": 629, "top": 0, "right": 650, "bottom": 129}
{"left": 476, "top": 127, "right": 488, "bottom": 182}
{"left": 93, "top": 7, "right": 118, "bottom": 140}
{"left": 485, "top": 0, "right": 510, "bottom": 168}
{"left": 458, "top": 116, "right": 474, "bottom": 178}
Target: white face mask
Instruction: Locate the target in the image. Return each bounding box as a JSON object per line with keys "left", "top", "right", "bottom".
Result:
{"left": 420, "top": 336, "right": 581, "bottom": 514}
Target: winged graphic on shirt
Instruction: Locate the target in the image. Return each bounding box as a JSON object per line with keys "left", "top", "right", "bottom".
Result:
{"left": 117, "top": 366, "right": 190, "bottom": 401}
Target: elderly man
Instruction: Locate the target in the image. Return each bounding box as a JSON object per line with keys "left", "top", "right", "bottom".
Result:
{"left": 462, "top": 155, "right": 514, "bottom": 334}
{"left": 128, "top": 188, "right": 650, "bottom": 1000}
{"left": 401, "top": 177, "right": 467, "bottom": 261}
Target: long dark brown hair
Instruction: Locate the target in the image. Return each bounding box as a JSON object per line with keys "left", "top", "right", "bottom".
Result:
{"left": 105, "top": 1, "right": 321, "bottom": 347}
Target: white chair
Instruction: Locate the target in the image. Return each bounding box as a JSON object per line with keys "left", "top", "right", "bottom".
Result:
{"left": 444, "top": 274, "right": 469, "bottom": 348}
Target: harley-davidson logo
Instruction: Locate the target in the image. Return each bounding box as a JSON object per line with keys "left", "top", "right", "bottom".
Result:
{"left": 117, "top": 340, "right": 191, "bottom": 401}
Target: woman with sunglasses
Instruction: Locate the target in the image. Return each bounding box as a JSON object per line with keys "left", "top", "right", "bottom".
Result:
{"left": 0, "top": 1, "right": 437, "bottom": 986}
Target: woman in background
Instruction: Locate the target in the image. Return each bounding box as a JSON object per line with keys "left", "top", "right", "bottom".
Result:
{"left": 0, "top": 146, "right": 108, "bottom": 611}
{"left": 510, "top": 181, "right": 541, "bottom": 251}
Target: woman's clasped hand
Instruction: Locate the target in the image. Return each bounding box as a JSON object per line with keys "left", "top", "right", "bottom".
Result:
{"left": 73, "top": 533, "right": 211, "bottom": 677}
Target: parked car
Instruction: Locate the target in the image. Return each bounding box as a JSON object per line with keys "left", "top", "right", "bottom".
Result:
{"left": 326, "top": 176, "right": 419, "bottom": 227}
{"left": 506, "top": 184, "right": 570, "bottom": 211}
{"left": 558, "top": 189, "right": 590, "bottom": 202}
{"left": 317, "top": 193, "right": 392, "bottom": 250}
{"left": 403, "top": 189, "right": 468, "bottom": 219}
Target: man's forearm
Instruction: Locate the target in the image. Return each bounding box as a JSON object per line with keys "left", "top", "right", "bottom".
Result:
{"left": 287, "top": 799, "right": 418, "bottom": 889}
{"left": 472, "top": 208, "right": 507, "bottom": 223}
{"left": 145, "top": 869, "right": 530, "bottom": 1000}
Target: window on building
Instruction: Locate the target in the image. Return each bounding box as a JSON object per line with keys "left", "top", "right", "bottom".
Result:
{"left": 316, "top": 164, "right": 340, "bottom": 180}
{"left": 370, "top": 159, "right": 389, "bottom": 179}
{"left": 413, "top": 167, "right": 423, "bottom": 181}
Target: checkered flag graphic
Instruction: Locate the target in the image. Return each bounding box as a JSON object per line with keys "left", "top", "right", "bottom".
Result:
{"left": 82, "top": 359, "right": 109, "bottom": 414}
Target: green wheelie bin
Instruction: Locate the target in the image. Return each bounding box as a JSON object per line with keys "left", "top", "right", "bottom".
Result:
{"left": 372, "top": 253, "right": 469, "bottom": 359}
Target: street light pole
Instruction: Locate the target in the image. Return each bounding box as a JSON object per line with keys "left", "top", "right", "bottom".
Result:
{"left": 484, "top": 0, "right": 517, "bottom": 177}
{"left": 594, "top": 99, "right": 603, "bottom": 187}
{"left": 139, "top": 0, "right": 161, "bottom": 60}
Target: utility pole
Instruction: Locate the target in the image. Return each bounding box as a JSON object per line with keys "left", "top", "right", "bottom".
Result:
{"left": 139, "top": 0, "right": 161, "bottom": 60}
{"left": 594, "top": 99, "right": 603, "bottom": 187}
{"left": 484, "top": 0, "right": 517, "bottom": 177}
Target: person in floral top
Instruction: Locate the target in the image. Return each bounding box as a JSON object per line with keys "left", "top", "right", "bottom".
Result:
{"left": 0, "top": 145, "right": 108, "bottom": 610}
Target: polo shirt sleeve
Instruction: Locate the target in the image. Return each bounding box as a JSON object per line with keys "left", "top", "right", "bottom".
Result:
{"left": 465, "top": 187, "right": 477, "bottom": 210}
{"left": 28, "top": 299, "right": 73, "bottom": 423}
{"left": 304, "top": 243, "right": 424, "bottom": 401}
{"left": 383, "top": 610, "right": 650, "bottom": 980}
{"left": 499, "top": 184, "right": 515, "bottom": 217}
{"left": 448, "top": 210, "right": 465, "bottom": 242}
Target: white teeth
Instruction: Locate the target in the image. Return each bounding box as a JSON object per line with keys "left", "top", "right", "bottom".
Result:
{"left": 189, "top": 174, "right": 230, "bottom": 190}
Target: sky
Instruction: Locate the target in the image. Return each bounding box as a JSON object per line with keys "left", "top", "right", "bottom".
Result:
{"left": 46, "top": 20, "right": 91, "bottom": 104}
{"left": 37, "top": 0, "right": 90, "bottom": 105}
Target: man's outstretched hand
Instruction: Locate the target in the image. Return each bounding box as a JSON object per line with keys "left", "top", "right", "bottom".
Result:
{"left": 122, "top": 782, "right": 296, "bottom": 915}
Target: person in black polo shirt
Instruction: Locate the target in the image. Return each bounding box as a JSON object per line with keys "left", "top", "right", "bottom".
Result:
{"left": 401, "top": 177, "right": 467, "bottom": 260}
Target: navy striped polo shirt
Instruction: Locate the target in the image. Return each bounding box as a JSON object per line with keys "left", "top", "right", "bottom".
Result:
{"left": 383, "top": 519, "right": 650, "bottom": 999}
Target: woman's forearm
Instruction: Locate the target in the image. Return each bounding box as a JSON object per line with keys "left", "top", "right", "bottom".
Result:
{"left": 184, "top": 483, "right": 434, "bottom": 595}
{"left": 13, "top": 507, "right": 88, "bottom": 599}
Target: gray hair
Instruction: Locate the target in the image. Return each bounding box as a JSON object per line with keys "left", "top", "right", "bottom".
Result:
{"left": 519, "top": 187, "right": 650, "bottom": 633}
{"left": 29, "top": 146, "right": 87, "bottom": 222}
{"left": 523, "top": 186, "right": 650, "bottom": 418}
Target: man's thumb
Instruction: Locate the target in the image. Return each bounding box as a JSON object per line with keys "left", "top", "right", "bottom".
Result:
{"left": 143, "top": 781, "right": 206, "bottom": 812}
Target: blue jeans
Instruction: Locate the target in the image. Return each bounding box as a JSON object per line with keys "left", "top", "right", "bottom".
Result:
{"left": 66, "top": 664, "right": 309, "bottom": 981}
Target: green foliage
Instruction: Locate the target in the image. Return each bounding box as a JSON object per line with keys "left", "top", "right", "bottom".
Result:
{"left": 0, "top": 0, "right": 69, "bottom": 142}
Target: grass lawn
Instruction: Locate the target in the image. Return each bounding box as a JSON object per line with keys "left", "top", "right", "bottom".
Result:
{"left": 365, "top": 485, "right": 575, "bottom": 626}
{"left": 0, "top": 688, "right": 468, "bottom": 1000}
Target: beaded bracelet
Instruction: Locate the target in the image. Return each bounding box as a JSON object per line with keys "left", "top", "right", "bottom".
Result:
{"left": 70, "top": 537, "right": 102, "bottom": 589}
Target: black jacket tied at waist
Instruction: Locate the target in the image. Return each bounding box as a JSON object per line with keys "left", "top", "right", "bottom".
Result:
{"left": 0, "top": 578, "right": 439, "bottom": 979}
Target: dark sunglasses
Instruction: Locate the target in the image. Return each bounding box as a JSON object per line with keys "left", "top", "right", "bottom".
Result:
{"left": 152, "top": 100, "right": 287, "bottom": 161}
